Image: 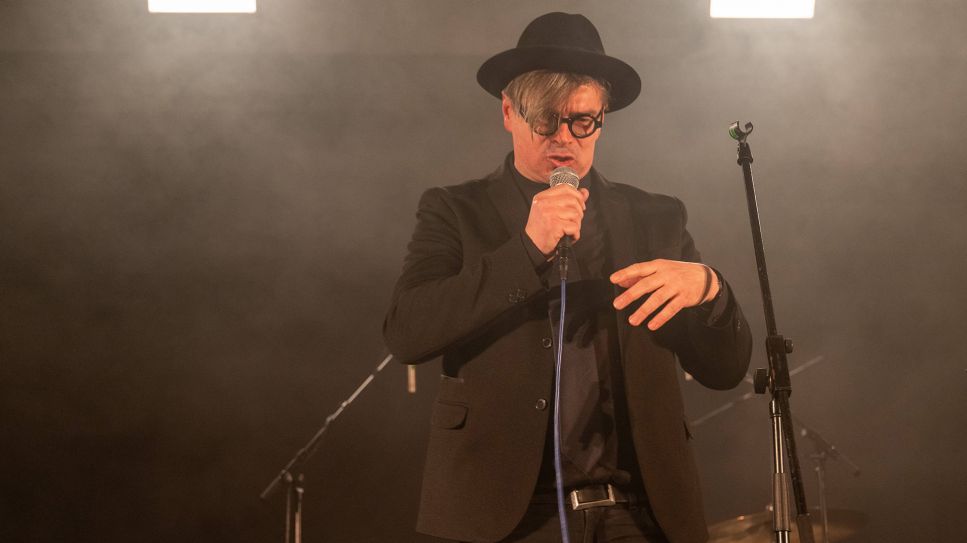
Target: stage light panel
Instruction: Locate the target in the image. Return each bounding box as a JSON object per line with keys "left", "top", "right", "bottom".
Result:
{"left": 148, "top": 0, "right": 256, "bottom": 13}
{"left": 710, "top": 0, "right": 815, "bottom": 19}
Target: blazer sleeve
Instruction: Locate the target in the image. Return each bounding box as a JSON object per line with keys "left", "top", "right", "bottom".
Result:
{"left": 675, "top": 198, "right": 754, "bottom": 390}
{"left": 383, "top": 187, "right": 545, "bottom": 364}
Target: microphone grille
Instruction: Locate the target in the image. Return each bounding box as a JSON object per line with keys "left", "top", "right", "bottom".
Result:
{"left": 549, "top": 166, "right": 579, "bottom": 189}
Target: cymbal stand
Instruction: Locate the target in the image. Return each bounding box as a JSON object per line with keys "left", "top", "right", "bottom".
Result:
{"left": 796, "top": 416, "right": 862, "bottom": 543}
{"left": 813, "top": 450, "right": 829, "bottom": 543}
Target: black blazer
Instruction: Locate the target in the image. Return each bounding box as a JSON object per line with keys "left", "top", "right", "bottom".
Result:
{"left": 384, "top": 156, "right": 752, "bottom": 543}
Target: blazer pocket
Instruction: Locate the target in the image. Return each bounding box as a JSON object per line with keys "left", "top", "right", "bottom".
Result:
{"left": 431, "top": 401, "right": 468, "bottom": 430}
{"left": 438, "top": 374, "right": 466, "bottom": 400}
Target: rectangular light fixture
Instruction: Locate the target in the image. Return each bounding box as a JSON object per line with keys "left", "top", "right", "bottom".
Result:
{"left": 710, "top": 0, "right": 815, "bottom": 19}
{"left": 148, "top": 0, "right": 256, "bottom": 13}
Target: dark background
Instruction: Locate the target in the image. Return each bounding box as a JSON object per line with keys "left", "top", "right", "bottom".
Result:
{"left": 2, "top": 1, "right": 965, "bottom": 541}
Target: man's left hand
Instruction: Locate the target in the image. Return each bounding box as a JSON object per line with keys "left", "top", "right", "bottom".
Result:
{"left": 610, "top": 260, "right": 718, "bottom": 330}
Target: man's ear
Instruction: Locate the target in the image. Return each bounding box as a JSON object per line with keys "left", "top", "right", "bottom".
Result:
{"left": 501, "top": 93, "right": 514, "bottom": 133}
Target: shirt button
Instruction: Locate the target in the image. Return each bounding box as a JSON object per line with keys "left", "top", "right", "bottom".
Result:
{"left": 535, "top": 398, "right": 548, "bottom": 411}
{"left": 541, "top": 337, "right": 553, "bottom": 349}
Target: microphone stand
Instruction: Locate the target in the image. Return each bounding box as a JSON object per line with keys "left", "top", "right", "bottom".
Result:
{"left": 729, "top": 121, "right": 815, "bottom": 543}
{"left": 259, "top": 352, "right": 395, "bottom": 543}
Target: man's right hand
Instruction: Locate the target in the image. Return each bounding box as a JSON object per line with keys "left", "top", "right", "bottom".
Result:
{"left": 524, "top": 184, "right": 590, "bottom": 257}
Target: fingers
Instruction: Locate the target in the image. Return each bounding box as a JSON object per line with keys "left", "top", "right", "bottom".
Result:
{"left": 611, "top": 259, "right": 704, "bottom": 330}
{"left": 562, "top": 219, "right": 582, "bottom": 241}
{"left": 613, "top": 274, "right": 663, "bottom": 310}
{"left": 610, "top": 261, "right": 661, "bottom": 288}
{"left": 627, "top": 284, "right": 666, "bottom": 325}
{"left": 537, "top": 200, "right": 583, "bottom": 239}
{"left": 642, "top": 295, "right": 685, "bottom": 330}
{"left": 525, "top": 185, "right": 589, "bottom": 253}
{"left": 625, "top": 287, "right": 684, "bottom": 330}
{"left": 533, "top": 188, "right": 586, "bottom": 217}
{"left": 545, "top": 184, "right": 588, "bottom": 208}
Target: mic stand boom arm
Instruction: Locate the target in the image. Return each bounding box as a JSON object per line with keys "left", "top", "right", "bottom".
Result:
{"left": 729, "top": 121, "right": 815, "bottom": 543}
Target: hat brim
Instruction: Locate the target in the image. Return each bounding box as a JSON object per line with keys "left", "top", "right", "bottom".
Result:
{"left": 477, "top": 46, "right": 641, "bottom": 112}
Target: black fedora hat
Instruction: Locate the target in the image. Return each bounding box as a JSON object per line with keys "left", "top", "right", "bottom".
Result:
{"left": 477, "top": 12, "right": 641, "bottom": 112}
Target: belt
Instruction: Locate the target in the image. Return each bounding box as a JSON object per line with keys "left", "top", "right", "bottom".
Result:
{"left": 531, "top": 484, "right": 635, "bottom": 511}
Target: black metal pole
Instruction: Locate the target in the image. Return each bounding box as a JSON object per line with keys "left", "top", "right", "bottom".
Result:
{"left": 770, "top": 399, "right": 791, "bottom": 543}
{"left": 283, "top": 472, "right": 293, "bottom": 543}
{"left": 729, "top": 121, "right": 815, "bottom": 543}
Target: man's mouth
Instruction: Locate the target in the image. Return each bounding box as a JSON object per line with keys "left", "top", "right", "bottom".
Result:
{"left": 547, "top": 155, "right": 574, "bottom": 167}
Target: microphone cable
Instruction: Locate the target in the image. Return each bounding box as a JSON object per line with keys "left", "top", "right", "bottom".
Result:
{"left": 552, "top": 245, "right": 572, "bottom": 543}
{"left": 548, "top": 165, "right": 580, "bottom": 542}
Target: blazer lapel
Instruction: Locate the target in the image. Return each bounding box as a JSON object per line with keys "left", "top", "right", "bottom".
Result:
{"left": 485, "top": 154, "right": 531, "bottom": 240}
{"left": 594, "top": 173, "right": 637, "bottom": 273}
{"left": 593, "top": 170, "right": 639, "bottom": 357}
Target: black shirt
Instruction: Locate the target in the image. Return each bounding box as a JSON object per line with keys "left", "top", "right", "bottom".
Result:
{"left": 509, "top": 165, "right": 644, "bottom": 492}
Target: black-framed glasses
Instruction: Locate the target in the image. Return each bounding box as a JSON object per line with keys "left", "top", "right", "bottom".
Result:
{"left": 521, "top": 107, "right": 605, "bottom": 139}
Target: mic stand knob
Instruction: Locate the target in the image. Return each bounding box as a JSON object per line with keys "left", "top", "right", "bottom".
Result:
{"left": 754, "top": 368, "right": 769, "bottom": 394}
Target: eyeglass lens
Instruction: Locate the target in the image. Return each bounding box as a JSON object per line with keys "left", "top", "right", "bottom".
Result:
{"left": 533, "top": 112, "right": 600, "bottom": 138}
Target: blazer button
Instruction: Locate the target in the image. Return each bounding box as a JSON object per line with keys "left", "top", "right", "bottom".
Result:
{"left": 507, "top": 287, "right": 527, "bottom": 304}
{"left": 541, "top": 337, "right": 553, "bottom": 349}
{"left": 535, "top": 398, "right": 548, "bottom": 411}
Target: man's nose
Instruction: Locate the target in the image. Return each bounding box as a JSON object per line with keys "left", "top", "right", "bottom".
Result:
{"left": 549, "top": 121, "right": 575, "bottom": 144}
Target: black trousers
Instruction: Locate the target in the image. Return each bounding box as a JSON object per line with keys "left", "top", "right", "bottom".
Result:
{"left": 483, "top": 500, "right": 670, "bottom": 543}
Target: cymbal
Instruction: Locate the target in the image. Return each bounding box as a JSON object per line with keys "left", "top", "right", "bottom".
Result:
{"left": 708, "top": 508, "right": 867, "bottom": 543}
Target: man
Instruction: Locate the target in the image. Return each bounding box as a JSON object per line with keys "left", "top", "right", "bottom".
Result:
{"left": 384, "top": 12, "right": 752, "bottom": 543}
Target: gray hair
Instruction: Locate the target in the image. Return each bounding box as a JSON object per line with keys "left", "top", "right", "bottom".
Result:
{"left": 502, "top": 70, "right": 611, "bottom": 132}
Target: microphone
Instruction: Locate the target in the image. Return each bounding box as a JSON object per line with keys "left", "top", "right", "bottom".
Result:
{"left": 549, "top": 166, "right": 579, "bottom": 189}
{"left": 549, "top": 166, "right": 580, "bottom": 280}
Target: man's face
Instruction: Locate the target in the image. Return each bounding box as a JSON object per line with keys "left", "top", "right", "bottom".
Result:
{"left": 502, "top": 84, "right": 605, "bottom": 183}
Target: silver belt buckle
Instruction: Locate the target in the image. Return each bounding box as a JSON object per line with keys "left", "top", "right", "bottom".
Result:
{"left": 569, "top": 484, "right": 616, "bottom": 511}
